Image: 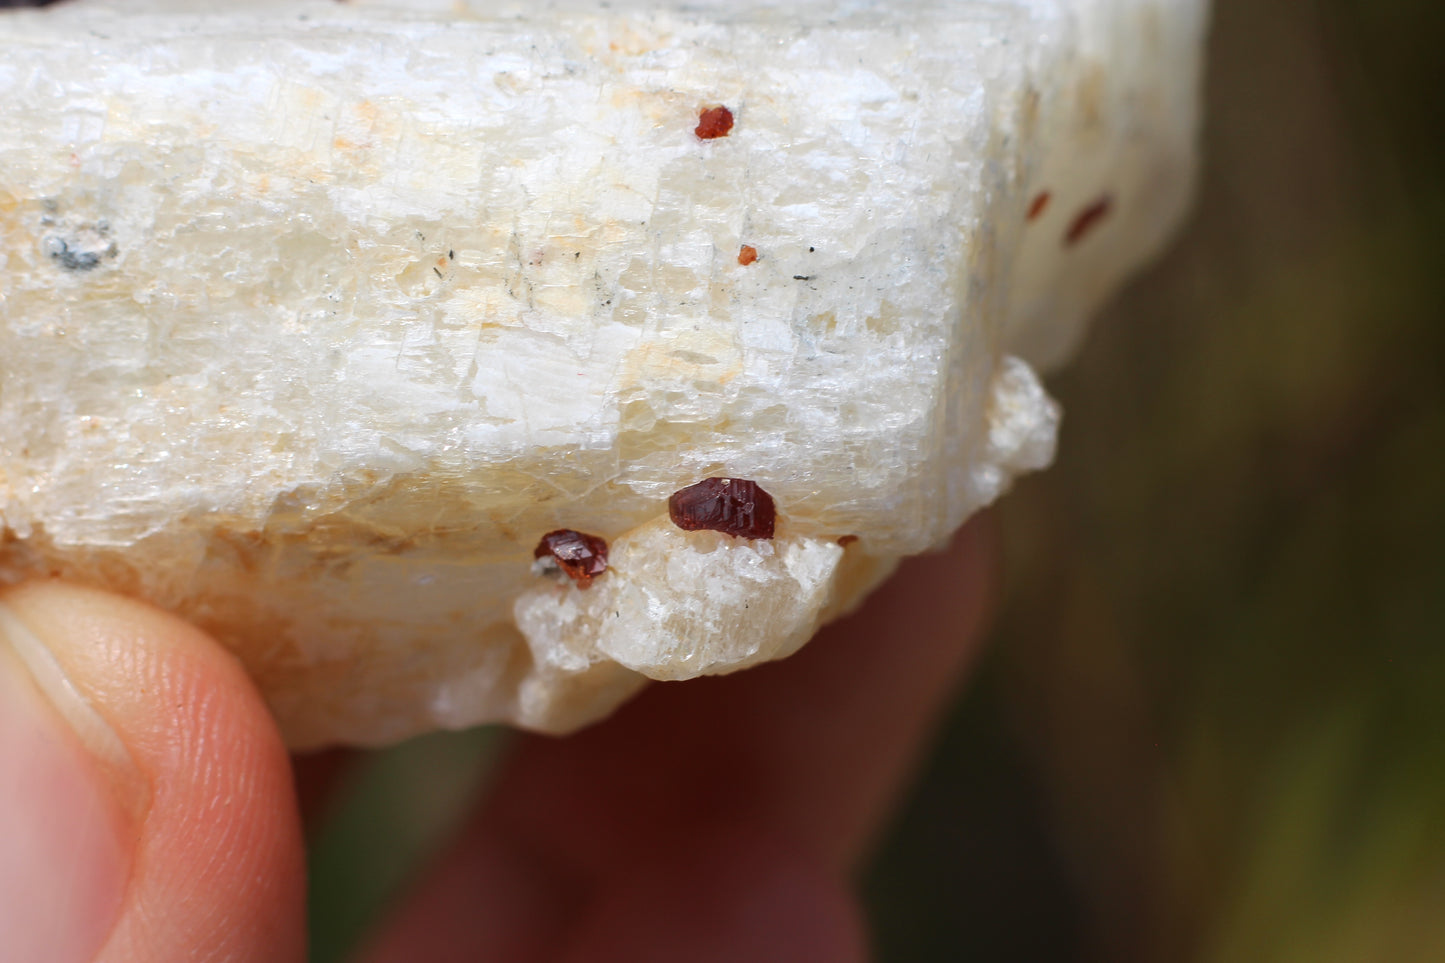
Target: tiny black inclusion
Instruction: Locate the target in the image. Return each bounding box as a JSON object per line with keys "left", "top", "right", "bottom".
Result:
{"left": 48, "top": 240, "right": 104, "bottom": 271}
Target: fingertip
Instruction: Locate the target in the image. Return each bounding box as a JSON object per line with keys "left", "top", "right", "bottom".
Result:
{"left": 0, "top": 581, "right": 306, "bottom": 963}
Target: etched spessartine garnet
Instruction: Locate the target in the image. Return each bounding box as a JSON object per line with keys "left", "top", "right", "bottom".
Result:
{"left": 668, "top": 477, "right": 776, "bottom": 539}
{"left": 533, "top": 529, "right": 610, "bottom": 587}
{"left": 694, "top": 105, "right": 734, "bottom": 140}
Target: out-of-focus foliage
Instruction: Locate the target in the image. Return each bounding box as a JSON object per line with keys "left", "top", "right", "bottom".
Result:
{"left": 866, "top": 0, "right": 1445, "bottom": 959}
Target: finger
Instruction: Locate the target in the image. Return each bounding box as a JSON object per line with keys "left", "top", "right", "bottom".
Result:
{"left": 0, "top": 582, "right": 307, "bottom": 963}
{"left": 362, "top": 515, "right": 996, "bottom": 962}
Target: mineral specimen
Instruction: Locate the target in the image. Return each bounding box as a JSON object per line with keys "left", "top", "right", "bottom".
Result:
{"left": 0, "top": 0, "right": 1209, "bottom": 747}
{"left": 694, "top": 105, "right": 736, "bottom": 141}
{"left": 533, "top": 530, "right": 610, "bottom": 588}
{"left": 668, "top": 478, "right": 777, "bottom": 540}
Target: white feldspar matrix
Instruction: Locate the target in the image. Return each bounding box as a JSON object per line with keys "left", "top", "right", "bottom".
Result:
{"left": 0, "top": 0, "right": 1209, "bottom": 747}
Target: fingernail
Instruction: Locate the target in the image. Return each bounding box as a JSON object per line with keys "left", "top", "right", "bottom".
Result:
{"left": 0, "top": 600, "right": 138, "bottom": 963}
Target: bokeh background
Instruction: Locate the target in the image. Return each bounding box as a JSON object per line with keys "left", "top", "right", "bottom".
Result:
{"left": 301, "top": 0, "right": 1445, "bottom": 959}
{"left": 868, "top": 0, "right": 1445, "bottom": 959}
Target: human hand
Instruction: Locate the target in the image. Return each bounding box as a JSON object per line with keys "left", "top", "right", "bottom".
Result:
{"left": 0, "top": 518, "right": 994, "bottom": 963}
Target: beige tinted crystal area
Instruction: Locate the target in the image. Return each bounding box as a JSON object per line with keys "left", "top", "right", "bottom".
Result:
{"left": 0, "top": 0, "right": 1208, "bottom": 747}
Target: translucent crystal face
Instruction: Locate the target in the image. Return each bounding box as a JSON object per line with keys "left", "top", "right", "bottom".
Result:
{"left": 667, "top": 479, "right": 777, "bottom": 540}
{"left": 534, "top": 530, "right": 611, "bottom": 588}
{"left": 0, "top": 0, "right": 1207, "bottom": 747}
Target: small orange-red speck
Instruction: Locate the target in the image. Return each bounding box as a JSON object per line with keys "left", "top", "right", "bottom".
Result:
{"left": 1027, "top": 191, "right": 1051, "bottom": 221}
{"left": 695, "top": 105, "right": 734, "bottom": 140}
{"left": 738, "top": 245, "right": 758, "bottom": 266}
{"left": 1065, "top": 194, "right": 1114, "bottom": 246}
{"left": 837, "top": 535, "right": 859, "bottom": 547}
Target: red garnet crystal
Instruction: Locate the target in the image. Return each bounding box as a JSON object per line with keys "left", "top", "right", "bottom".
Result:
{"left": 1064, "top": 194, "right": 1114, "bottom": 246}
{"left": 1027, "top": 190, "right": 1052, "bottom": 222}
{"left": 668, "top": 477, "right": 776, "bottom": 539}
{"left": 695, "top": 105, "right": 734, "bottom": 140}
{"left": 534, "top": 530, "right": 610, "bottom": 587}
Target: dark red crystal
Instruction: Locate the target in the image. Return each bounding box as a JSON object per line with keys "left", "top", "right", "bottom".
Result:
{"left": 1027, "top": 190, "right": 1051, "bottom": 222}
{"left": 534, "top": 529, "right": 610, "bottom": 587}
{"left": 668, "top": 477, "right": 776, "bottom": 539}
{"left": 695, "top": 105, "right": 734, "bottom": 140}
{"left": 1064, "top": 194, "right": 1113, "bottom": 246}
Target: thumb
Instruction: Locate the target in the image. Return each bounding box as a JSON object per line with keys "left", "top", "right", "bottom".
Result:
{"left": 0, "top": 581, "right": 306, "bottom": 963}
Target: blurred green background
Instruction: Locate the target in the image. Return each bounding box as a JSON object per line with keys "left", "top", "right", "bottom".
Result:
{"left": 870, "top": 0, "right": 1445, "bottom": 958}
{"left": 309, "top": 0, "right": 1445, "bottom": 959}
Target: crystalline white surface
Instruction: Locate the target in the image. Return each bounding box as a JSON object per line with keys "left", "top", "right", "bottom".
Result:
{"left": 518, "top": 520, "right": 843, "bottom": 682}
{"left": 0, "top": 0, "right": 1207, "bottom": 747}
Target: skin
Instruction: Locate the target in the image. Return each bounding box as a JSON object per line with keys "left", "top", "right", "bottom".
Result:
{"left": 0, "top": 516, "right": 994, "bottom": 963}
